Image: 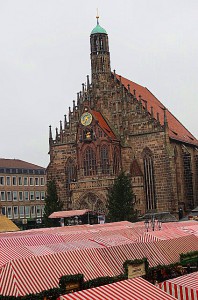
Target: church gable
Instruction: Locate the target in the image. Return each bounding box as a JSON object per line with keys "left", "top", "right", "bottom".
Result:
{"left": 77, "top": 107, "right": 118, "bottom": 144}
{"left": 76, "top": 107, "right": 121, "bottom": 180}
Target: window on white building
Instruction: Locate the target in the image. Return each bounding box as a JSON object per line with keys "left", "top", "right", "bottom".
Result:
{"left": 24, "top": 191, "right": 29, "bottom": 201}
{"left": 41, "top": 205, "right": 45, "bottom": 217}
{"left": 19, "top": 206, "right": 24, "bottom": 218}
{"left": 30, "top": 191, "right": 34, "bottom": 201}
{"left": 29, "top": 177, "right": 34, "bottom": 186}
{"left": 18, "top": 177, "right": 22, "bottom": 185}
{"left": 13, "top": 191, "right": 18, "bottom": 201}
{"left": 19, "top": 191, "right": 23, "bottom": 201}
{"left": 0, "top": 191, "right": 5, "bottom": 201}
{"left": 7, "top": 206, "right": 12, "bottom": 219}
{"left": 36, "top": 205, "right": 41, "bottom": 217}
{"left": 35, "top": 191, "right": 40, "bottom": 200}
{"left": 13, "top": 206, "right": 18, "bottom": 219}
{"left": 6, "top": 176, "right": 11, "bottom": 186}
{"left": 25, "top": 206, "right": 30, "bottom": 218}
{"left": 41, "top": 191, "right": 45, "bottom": 200}
{"left": 7, "top": 191, "right": 12, "bottom": 201}
{"left": 24, "top": 177, "right": 28, "bottom": 186}
{"left": 40, "top": 177, "right": 45, "bottom": 186}
{"left": 0, "top": 176, "right": 4, "bottom": 185}
{"left": 12, "top": 176, "right": 17, "bottom": 186}
{"left": 30, "top": 205, "right": 35, "bottom": 217}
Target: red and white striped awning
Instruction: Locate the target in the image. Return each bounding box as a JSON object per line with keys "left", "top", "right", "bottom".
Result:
{"left": 60, "top": 277, "right": 177, "bottom": 300}
{"left": 0, "top": 220, "right": 198, "bottom": 296}
{"left": 159, "top": 272, "right": 198, "bottom": 300}
{"left": 134, "top": 228, "right": 191, "bottom": 243}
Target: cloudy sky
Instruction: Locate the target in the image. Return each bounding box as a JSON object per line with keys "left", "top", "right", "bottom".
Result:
{"left": 0, "top": 0, "right": 198, "bottom": 167}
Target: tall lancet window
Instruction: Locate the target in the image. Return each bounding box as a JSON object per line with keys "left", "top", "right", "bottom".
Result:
{"left": 101, "top": 145, "right": 109, "bottom": 174}
{"left": 84, "top": 146, "right": 97, "bottom": 176}
{"left": 113, "top": 147, "right": 120, "bottom": 175}
{"left": 142, "top": 148, "right": 156, "bottom": 211}
{"left": 65, "top": 158, "right": 76, "bottom": 194}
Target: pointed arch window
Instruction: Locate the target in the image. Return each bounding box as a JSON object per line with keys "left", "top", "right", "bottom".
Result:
{"left": 113, "top": 148, "right": 120, "bottom": 175}
{"left": 101, "top": 145, "right": 109, "bottom": 174}
{"left": 182, "top": 145, "right": 194, "bottom": 209}
{"left": 142, "top": 148, "right": 156, "bottom": 211}
{"left": 84, "top": 147, "right": 97, "bottom": 176}
{"left": 65, "top": 158, "right": 76, "bottom": 194}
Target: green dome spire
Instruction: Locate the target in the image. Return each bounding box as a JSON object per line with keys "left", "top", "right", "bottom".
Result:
{"left": 91, "top": 14, "right": 107, "bottom": 35}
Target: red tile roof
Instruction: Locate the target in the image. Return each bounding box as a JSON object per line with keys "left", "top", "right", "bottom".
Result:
{"left": 0, "top": 159, "right": 45, "bottom": 170}
{"left": 117, "top": 74, "right": 198, "bottom": 146}
{"left": 91, "top": 110, "right": 117, "bottom": 139}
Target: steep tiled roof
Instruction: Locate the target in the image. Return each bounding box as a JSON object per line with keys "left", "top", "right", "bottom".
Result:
{"left": 91, "top": 110, "right": 117, "bottom": 139}
{"left": 117, "top": 74, "right": 198, "bottom": 146}
{"left": 0, "top": 159, "right": 45, "bottom": 170}
{"left": 0, "top": 215, "right": 20, "bottom": 232}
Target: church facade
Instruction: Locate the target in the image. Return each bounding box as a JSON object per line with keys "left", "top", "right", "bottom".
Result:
{"left": 47, "top": 19, "right": 198, "bottom": 217}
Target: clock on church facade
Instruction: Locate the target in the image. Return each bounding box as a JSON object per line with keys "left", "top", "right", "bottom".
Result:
{"left": 47, "top": 18, "right": 198, "bottom": 217}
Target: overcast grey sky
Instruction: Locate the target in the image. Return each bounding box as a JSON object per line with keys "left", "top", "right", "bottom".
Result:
{"left": 0, "top": 0, "right": 198, "bottom": 167}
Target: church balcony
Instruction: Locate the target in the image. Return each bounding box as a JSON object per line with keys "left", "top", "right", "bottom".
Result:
{"left": 69, "top": 177, "right": 115, "bottom": 191}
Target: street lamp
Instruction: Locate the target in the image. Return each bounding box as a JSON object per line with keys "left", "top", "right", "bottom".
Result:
{"left": 151, "top": 216, "right": 155, "bottom": 231}
{"left": 144, "top": 219, "right": 149, "bottom": 232}
{"left": 157, "top": 220, "right": 162, "bottom": 230}
{"left": 144, "top": 217, "right": 162, "bottom": 232}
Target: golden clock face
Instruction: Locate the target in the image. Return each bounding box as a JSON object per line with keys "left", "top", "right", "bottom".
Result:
{"left": 81, "top": 112, "right": 92, "bottom": 126}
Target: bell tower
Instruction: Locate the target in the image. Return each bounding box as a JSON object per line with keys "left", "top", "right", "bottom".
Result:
{"left": 90, "top": 15, "right": 111, "bottom": 84}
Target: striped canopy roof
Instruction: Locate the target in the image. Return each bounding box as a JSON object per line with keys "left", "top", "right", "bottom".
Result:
{"left": 0, "top": 220, "right": 197, "bottom": 296}
{"left": 60, "top": 277, "right": 177, "bottom": 300}
{"left": 159, "top": 272, "right": 198, "bottom": 300}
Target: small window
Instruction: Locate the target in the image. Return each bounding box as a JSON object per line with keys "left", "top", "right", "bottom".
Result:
{"left": 13, "top": 206, "right": 18, "bottom": 219}
{"left": 24, "top": 177, "right": 28, "bottom": 186}
{"left": 30, "top": 205, "right": 35, "bottom": 217}
{"left": 36, "top": 205, "right": 41, "bottom": 217}
{"left": 7, "top": 191, "right": 12, "bottom": 201}
{"left": 0, "top": 176, "right": 4, "bottom": 185}
{"left": 30, "top": 191, "right": 34, "bottom": 201}
{"left": 29, "top": 177, "right": 34, "bottom": 186}
{"left": 19, "top": 206, "right": 24, "bottom": 218}
{"left": 35, "top": 177, "right": 39, "bottom": 186}
{"left": 7, "top": 206, "right": 12, "bottom": 219}
{"left": 41, "top": 191, "right": 45, "bottom": 200}
{"left": 6, "top": 176, "right": 11, "bottom": 186}
{"left": 35, "top": 191, "right": 40, "bottom": 200}
{"left": 2, "top": 206, "right": 6, "bottom": 215}
{"left": 24, "top": 191, "right": 29, "bottom": 201}
{"left": 13, "top": 191, "right": 18, "bottom": 201}
{"left": 40, "top": 177, "right": 45, "bottom": 186}
{"left": 19, "top": 191, "right": 23, "bottom": 201}
{"left": 12, "top": 176, "right": 17, "bottom": 186}
{"left": 25, "top": 206, "right": 30, "bottom": 218}
{"left": 0, "top": 191, "right": 5, "bottom": 201}
{"left": 18, "top": 177, "right": 23, "bottom": 186}
{"left": 41, "top": 205, "right": 45, "bottom": 217}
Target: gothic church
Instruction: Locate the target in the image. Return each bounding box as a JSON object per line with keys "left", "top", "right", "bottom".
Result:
{"left": 47, "top": 18, "right": 198, "bottom": 217}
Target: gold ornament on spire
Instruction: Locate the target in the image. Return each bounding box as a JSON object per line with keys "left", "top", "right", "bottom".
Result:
{"left": 96, "top": 8, "right": 99, "bottom": 25}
